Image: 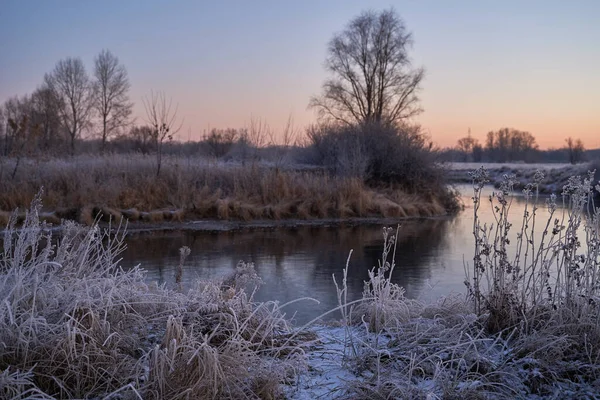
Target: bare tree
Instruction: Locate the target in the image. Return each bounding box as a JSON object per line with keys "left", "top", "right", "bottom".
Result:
{"left": 486, "top": 128, "right": 538, "bottom": 163}
{"left": 93, "top": 50, "right": 133, "bottom": 152}
{"left": 44, "top": 57, "right": 93, "bottom": 156}
{"left": 128, "top": 125, "right": 155, "bottom": 154}
{"left": 142, "top": 91, "right": 182, "bottom": 176}
{"left": 31, "top": 84, "right": 63, "bottom": 152}
{"left": 267, "top": 115, "right": 300, "bottom": 170}
{"left": 237, "top": 117, "right": 270, "bottom": 165}
{"left": 7, "top": 115, "right": 40, "bottom": 179}
{"left": 456, "top": 129, "right": 479, "bottom": 162}
{"left": 2, "top": 96, "right": 23, "bottom": 156}
{"left": 310, "top": 9, "right": 424, "bottom": 126}
{"left": 565, "top": 137, "right": 585, "bottom": 164}
{"left": 0, "top": 104, "right": 5, "bottom": 157}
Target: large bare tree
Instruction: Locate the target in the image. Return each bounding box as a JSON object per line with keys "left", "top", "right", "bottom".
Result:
{"left": 93, "top": 50, "right": 133, "bottom": 152}
{"left": 310, "top": 9, "right": 424, "bottom": 126}
{"left": 142, "top": 91, "right": 182, "bottom": 176}
{"left": 45, "top": 57, "right": 93, "bottom": 156}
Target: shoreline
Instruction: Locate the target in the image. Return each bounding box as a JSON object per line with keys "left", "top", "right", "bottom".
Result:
{"left": 447, "top": 161, "right": 599, "bottom": 194}
{"left": 0, "top": 155, "right": 460, "bottom": 229}
{"left": 0, "top": 213, "right": 455, "bottom": 235}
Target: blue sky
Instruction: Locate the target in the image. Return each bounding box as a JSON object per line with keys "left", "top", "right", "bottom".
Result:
{"left": 1, "top": 0, "right": 598, "bottom": 148}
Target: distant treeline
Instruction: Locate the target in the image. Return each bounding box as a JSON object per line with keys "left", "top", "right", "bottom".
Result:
{"left": 440, "top": 146, "right": 600, "bottom": 164}
{"left": 442, "top": 127, "right": 595, "bottom": 164}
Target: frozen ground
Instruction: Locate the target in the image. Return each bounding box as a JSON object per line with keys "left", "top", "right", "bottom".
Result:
{"left": 285, "top": 320, "right": 600, "bottom": 400}
{"left": 448, "top": 162, "right": 573, "bottom": 171}
{"left": 285, "top": 326, "right": 355, "bottom": 400}
{"left": 447, "top": 162, "right": 599, "bottom": 194}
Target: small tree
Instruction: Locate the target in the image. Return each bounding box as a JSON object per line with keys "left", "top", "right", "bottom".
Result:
{"left": 310, "top": 9, "right": 424, "bottom": 126}
{"left": 7, "top": 115, "right": 41, "bottom": 178}
{"left": 142, "top": 91, "right": 182, "bottom": 176}
{"left": 31, "top": 84, "right": 63, "bottom": 153}
{"left": 565, "top": 137, "right": 585, "bottom": 164}
{"left": 203, "top": 128, "right": 238, "bottom": 158}
{"left": 45, "top": 57, "right": 93, "bottom": 156}
{"left": 129, "top": 125, "right": 155, "bottom": 154}
{"left": 268, "top": 115, "right": 299, "bottom": 171}
{"left": 456, "top": 129, "right": 479, "bottom": 162}
{"left": 93, "top": 50, "right": 133, "bottom": 152}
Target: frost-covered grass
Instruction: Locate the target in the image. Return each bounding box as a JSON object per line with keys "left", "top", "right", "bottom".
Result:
{"left": 448, "top": 161, "right": 600, "bottom": 195}
{"left": 293, "top": 167, "right": 600, "bottom": 399}
{"left": 2, "top": 166, "right": 600, "bottom": 399}
{"left": 0, "top": 195, "right": 310, "bottom": 399}
{"left": 448, "top": 162, "right": 574, "bottom": 170}
{"left": 0, "top": 154, "right": 455, "bottom": 226}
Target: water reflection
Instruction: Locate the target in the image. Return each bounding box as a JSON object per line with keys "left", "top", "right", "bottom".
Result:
{"left": 120, "top": 184, "right": 561, "bottom": 324}
{"left": 122, "top": 219, "right": 453, "bottom": 324}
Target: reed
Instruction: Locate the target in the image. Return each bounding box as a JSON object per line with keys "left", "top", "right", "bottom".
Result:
{"left": 0, "top": 154, "right": 455, "bottom": 224}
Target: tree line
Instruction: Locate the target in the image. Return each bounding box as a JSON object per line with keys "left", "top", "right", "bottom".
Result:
{"left": 0, "top": 50, "right": 191, "bottom": 175}
{"left": 1, "top": 50, "right": 136, "bottom": 157}
{"left": 451, "top": 128, "right": 588, "bottom": 164}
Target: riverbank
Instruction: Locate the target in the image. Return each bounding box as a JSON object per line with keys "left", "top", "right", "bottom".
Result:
{"left": 0, "top": 155, "right": 460, "bottom": 228}
{"left": 447, "top": 161, "right": 600, "bottom": 194}
{"left": 3, "top": 190, "right": 600, "bottom": 399}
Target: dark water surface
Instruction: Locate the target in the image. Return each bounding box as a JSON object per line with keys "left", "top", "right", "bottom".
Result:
{"left": 121, "top": 185, "right": 547, "bottom": 323}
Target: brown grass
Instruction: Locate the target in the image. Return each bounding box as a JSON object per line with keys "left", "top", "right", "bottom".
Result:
{"left": 0, "top": 197, "right": 309, "bottom": 399}
{"left": 0, "top": 155, "right": 452, "bottom": 225}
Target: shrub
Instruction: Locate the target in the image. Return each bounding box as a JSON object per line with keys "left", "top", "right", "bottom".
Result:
{"left": 202, "top": 128, "right": 239, "bottom": 158}
{"left": 466, "top": 168, "right": 600, "bottom": 334}
{"left": 306, "top": 122, "right": 460, "bottom": 213}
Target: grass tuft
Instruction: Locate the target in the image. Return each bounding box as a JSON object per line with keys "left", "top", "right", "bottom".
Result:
{"left": 0, "top": 194, "right": 308, "bottom": 399}
{"left": 322, "top": 168, "right": 600, "bottom": 399}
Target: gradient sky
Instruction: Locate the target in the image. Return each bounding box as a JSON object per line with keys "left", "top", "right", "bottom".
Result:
{"left": 1, "top": 0, "right": 598, "bottom": 149}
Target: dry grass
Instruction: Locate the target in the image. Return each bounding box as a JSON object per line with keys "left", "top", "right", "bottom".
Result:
{"left": 324, "top": 168, "right": 600, "bottom": 399}
{"left": 0, "top": 166, "right": 600, "bottom": 399}
{"left": 0, "top": 196, "right": 309, "bottom": 399}
{"left": 7, "top": 164, "right": 599, "bottom": 398}
{"left": 0, "top": 154, "right": 452, "bottom": 225}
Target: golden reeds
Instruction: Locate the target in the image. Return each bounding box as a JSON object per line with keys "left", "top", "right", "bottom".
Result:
{"left": 0, "top": 154, "right": 453, "bottom": 225}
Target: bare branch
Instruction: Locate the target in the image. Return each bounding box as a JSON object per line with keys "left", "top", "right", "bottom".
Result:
{"left": 142, "top": 91, "right": 183, "bottom": 176}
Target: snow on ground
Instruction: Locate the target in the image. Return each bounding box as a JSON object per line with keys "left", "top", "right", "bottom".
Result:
{"left": 285, "top": 321, "right": 600, "bottom": 399}
{"left": 285, "top": 326, "right": 355, "bottom": 400}
{"left": 447, "top": 162, "right": 599, "bottom": 194}
{"left": 447, "top": 162, "right": 574, "bottom": 171}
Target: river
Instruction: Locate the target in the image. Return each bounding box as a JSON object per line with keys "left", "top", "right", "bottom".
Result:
{"left": 120, "top": 184, "right": 557, "bottom": 323}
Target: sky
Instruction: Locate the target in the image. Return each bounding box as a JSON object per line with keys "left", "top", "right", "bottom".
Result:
{"left": 1, "top": 0, "right": 598, "bottom": 149}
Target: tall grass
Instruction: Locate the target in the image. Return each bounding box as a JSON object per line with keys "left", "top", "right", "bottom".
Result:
{"left": 5, "top": 166, "right": 599, "bottom": 398}
{"left": 467, "top": 167, "right": 600, "bottom": 333}
{"left": 326, "top": 168, "right": 600, "bottom": 398}
{"left": 0, "top": 154, "right": 452, "bottom": 226}
{"left": 0, "top": 195, "right": 308, "bottom": 399}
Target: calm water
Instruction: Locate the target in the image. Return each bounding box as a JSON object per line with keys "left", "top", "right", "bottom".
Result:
{"left": 120, "top": 185, "right": 553, "bottom": 323}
